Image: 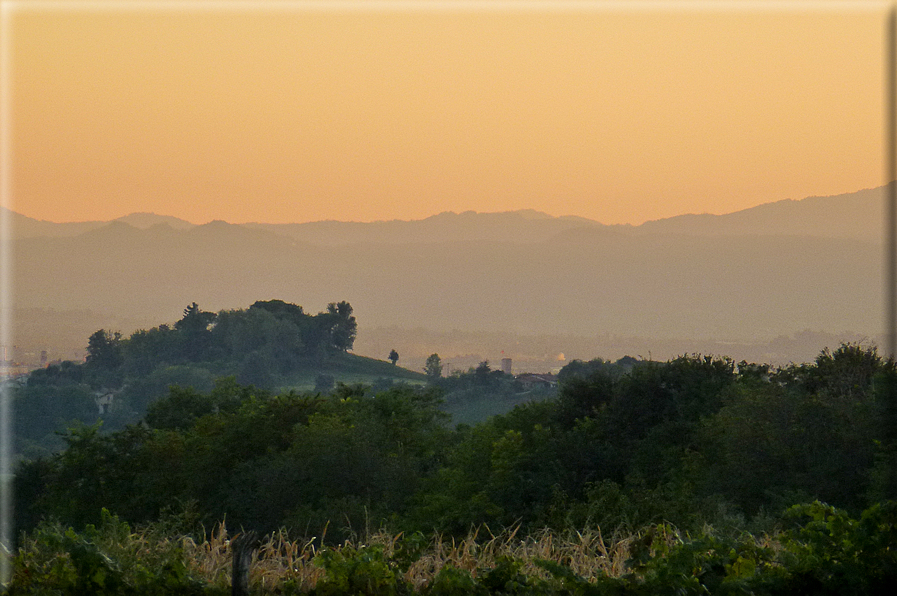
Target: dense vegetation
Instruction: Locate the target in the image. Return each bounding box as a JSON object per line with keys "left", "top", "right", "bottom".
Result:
{"left": 433, "top": 360, "right": 557, "bottom": 425}
{"left": 9, "top": 501, "right": 897, "bottom": 595}
{"left": 15, "top": 342, "right": 897, "bottom": 535}
{"left": 9, "top": 304, "right": 897, "bottom": 592}
{"left": 13, "top": 300, "right": 429, "bottom": 457}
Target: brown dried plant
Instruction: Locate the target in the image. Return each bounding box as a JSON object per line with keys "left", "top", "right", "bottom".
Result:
{"left": 176, "top": 522, "right": 641, "bottom": 592}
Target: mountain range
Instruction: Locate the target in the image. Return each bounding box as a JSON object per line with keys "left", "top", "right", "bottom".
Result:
{"left": 7, "top": 184, "right": 885, "bottom": 243}
{"left": 5, "top": 185, "right": 889, "bottom": 368}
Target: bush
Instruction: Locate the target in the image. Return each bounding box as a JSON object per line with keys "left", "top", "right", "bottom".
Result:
{"left": 7, "top": 509, "right": 208, "bottom": 595}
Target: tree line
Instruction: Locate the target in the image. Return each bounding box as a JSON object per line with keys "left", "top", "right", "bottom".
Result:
{"left": 14, "top": 342, "right": 897, "bottom": 544}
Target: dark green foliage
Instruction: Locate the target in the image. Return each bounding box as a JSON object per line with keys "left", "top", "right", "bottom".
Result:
{"left": 16, "top": 300, "right": 375, "bottom": 456}
{"left": 14, "top": 381, "right": 99, "bottom": 456}
{"left": 424, "top": 565, "right": 488, "bottom": 596}
{"left": 27, "top": 359, "right": 84, "bottom": 386}
{"left": 145, "top": 386, "right": 216, "bottom": 430}
{"left": 424, "top": 354, "right": 443, "bottom": 380}
{"left": 174, "top": 303, "right": 217, "bottom": 362}
{"left": 86, "top": 329, "right": 124, "bottom": 373}
{"left": 554, "top": 360, "right": 616, "bottom": 429}
{"left": 315, "top": 373, "right": 336, "bottom": 393}
{"left": 776, "top": 501, "right": 897, "bottom": 595}
{"left": 326, "top": 300, "right": 358, "bottom": 353}
{"left": 237, "top": 349, "right": 276, "bottom": 389}
{"left": 16, "top": 339, "right": 897, "bottom": 580}
{"left": 9, "top": 502, "right": 897, "bottom": 595}
{"left": 17, "top": 381, "right": 449, "bottom": 539}
{"left": 7, "top": 510, "right": 206, "bottom": 595}
{"left": 122, "top": 364, "right": 216, "bottom": 414}
{"left": 435, "top": 361, "right": 547, "bottom": 426}
{"left": 24, "top": 317, "right": 897, "bottom": 591}
{"left": 808, "top": 343, "right": 885, "bottom": 399}
{"left": 313, "top": 546, "right": 403, "bottom": 596}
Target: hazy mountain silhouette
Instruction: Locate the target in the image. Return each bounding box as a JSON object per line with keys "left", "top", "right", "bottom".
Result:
{"left": 637, "top": 185, "right": 884, "bottom": 241}
{"left": 7, "top": 184, "right": 885, "bottom": 243}
{"left": 5, "top": 209, "right": 196, "bottom": 238}
{"left": 8, "top": 185, "right": 889, "bottom": 365}
{"left": 244, "top": 209, "right": 615, "bottom": 245}
{"left": 113, "top": 212, "right": 195, "bottom": 230}
{"left": 4, "top": 208, "right": 108, "bottom": 239}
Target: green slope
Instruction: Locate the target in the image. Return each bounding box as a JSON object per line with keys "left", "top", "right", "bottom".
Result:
{"left": 277, "top": 352, "right": 427, "bottom": 392}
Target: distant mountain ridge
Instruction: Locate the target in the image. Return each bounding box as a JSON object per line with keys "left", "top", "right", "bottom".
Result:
{"left": 635, "top": 185, "right": 884, "bottom": 241}
{"left": 9, "top": 185, "right": 888, "bottom": 367}
{"left": 6, "top": 184, "right": 886, "bottom": 243}
{"left": 12, "top": 206, "right": 882, "bottom": 341}
{"left": 114, "top": 212, "right": 195, "bottom": 230}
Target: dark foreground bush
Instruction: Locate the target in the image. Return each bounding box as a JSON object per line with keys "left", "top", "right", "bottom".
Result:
{"left": 7, "top": 501, "right": 897, "bottom": 595}
{"left": 7, "top": 509, "right": 209, "bottom": 595}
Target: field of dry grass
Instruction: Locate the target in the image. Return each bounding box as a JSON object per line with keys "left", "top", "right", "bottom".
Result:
{"left": 176, "top": 523, "right": 644, "bottom": 593}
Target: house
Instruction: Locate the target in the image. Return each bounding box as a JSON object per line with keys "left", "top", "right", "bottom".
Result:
{"left": 514, "top": 373, "right": 558, "bottom": 390}
{"left": 95, "top": 390, "right": 115, "bottom": 415}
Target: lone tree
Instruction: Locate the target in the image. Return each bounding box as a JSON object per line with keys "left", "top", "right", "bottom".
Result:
{"left": 388, "top": 349, "right": 399, "bottom": 365}
{"left": 424, "top": 353, "right": 443, "bottom": 379}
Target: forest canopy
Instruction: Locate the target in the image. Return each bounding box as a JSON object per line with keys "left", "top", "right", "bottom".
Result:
{"left": 14, "top": 300, "right": 360, "bottom": 456}
{"left": 9, "top": 306, "right": 897, "bottom": 593}
{"left": 14, "top": 336, "right": 897, "bottom": 541}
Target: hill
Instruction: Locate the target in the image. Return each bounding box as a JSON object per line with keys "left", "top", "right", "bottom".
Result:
{"left": 280, "top": 351, "right": 426, "bottom": 392}
{"left": 13, "top": 299, "right": 426, "bottom": 457}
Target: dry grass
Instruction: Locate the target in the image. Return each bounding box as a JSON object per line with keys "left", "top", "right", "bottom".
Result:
{"left": 176, "top": 523, "right": 644, "bottom": 592}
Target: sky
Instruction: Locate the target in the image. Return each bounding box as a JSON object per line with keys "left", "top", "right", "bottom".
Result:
{"left": 2, "top": 0, "right": 891, "bottom": 226}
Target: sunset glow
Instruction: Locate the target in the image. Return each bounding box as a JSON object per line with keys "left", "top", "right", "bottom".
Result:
{"left": 5, "top": 1, "right": 890, "bottom": 225}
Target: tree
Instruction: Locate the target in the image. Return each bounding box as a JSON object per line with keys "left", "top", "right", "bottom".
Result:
{"left": 174, "top": 302, "right": 217, "bottom": 361}
{"left": 326, "top": 301, "right": 357, "bottom": 352}
{"left": 86, "top": 329, "right": 123, "bottom": 370}
{"left": 474, "top": 360, "right": 492, "bottom": 385}
{"left": 175, "top": 302, "right": 217, "bottom": 334}
{"left": 424, "top": 353, "right": 443, "bottom": 379}
{"left": 145, "top": 385, "right": 216, "bottom": 431}
{"left": 389, "top": 350, "right": 399, "bottom": 365}
{"left": 85, "top": 329, "right": 125, "bottom": 389}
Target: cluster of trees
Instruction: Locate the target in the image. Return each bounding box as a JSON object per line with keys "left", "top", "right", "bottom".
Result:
{"left": 86, "top": 300, "right": 357, "bottom": 381}
{"left": 15, "top": 343, "right": 897, "bottom": 543}
{"left": 15, "top": 300, "right": 357, "bottom": 456}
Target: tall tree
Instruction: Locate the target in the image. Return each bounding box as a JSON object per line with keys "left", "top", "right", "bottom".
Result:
{"left": 327, "top": 301, "right": 357, "bottom": 352}
{"left": 424, "top": 353, "right": 443, "bottom": 379}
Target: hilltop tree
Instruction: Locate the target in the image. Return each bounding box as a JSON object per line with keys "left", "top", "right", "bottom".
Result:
{"left": 326, "top": 301, "right": 357, "bottom": 352}
{"left": 474, "top": 360, "right": 492, "bottom": 385}
{"left": 175, "top": 302, "right": 217, "bottom": 334}
{"left": 174, "top": 302, "right": 217, "bottom": 361}
{"left": 424, "top": 353, "right": 443, "bottom": 379}
{"left": 250, "top": 299, "right": 305, "bottom": 321}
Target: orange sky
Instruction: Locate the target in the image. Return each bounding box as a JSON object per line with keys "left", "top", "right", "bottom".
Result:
{"left": 3, "top": 1, "right": 890, "bottom": 225}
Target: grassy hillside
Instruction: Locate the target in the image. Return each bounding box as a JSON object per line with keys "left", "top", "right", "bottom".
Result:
{"left": 278, "top": 352, "right": 427, "bottom": 391}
